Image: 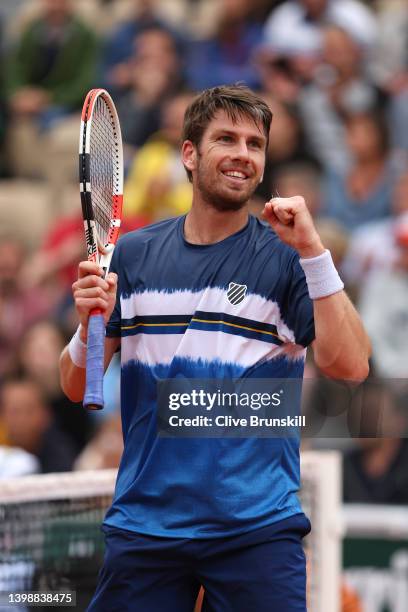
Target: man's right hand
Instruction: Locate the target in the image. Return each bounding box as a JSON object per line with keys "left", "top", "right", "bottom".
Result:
{"left": 72, "top": 261, "right": 118, "bottom": 342}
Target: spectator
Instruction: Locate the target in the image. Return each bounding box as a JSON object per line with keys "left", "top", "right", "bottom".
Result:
{"left": 254, "top": 49, "right": 313, "bottom": 106}
{"left": 0, "top": 0, "right": 27, "bottom": 26}
{"left": 100, "top": 0, "right": 186, "bottom": 102}
{"left": 255, "top": 97, "right": 320, "bottom": 203}
{"left": 317, "top": 24, "right": 378, "bottom": 113}
{"left": 358, "top": 214, "right": 408, "bottom": 378}
{"left": 272, "top": 162, "right": 322, "bottom": 219}
{"left": 255, "top": 0, "right": 326, "bottom": 105}
{"left": 373, "top": 1, "right": 408, "bottom": 153}
{"left": 259, "top": 0, "right": 377, "bottom": 111}
{"left": 17, "top": 210, "right": 145, "bottom": 341}
{"left": 343, "top": 384, "right": 408, "bottom": 505}
{"left": 124, "top": 92, "right": 193, "bottom": 221}
{"left": 5, "top": 0, "right": 99, "bottom": 178}
{"left": 299, "top": 24, "right": 381, "bottom": 173}
{"left": 373, "top": 0, "right": 408, "bottom": 88}
{"left": 0, "top": 377, "right": 77, "bottom": 473}
{"left": 267, "top": 101, "right": 306, "bottom": 168}
{"left": 342, "top": 170, "right": 408, "bottom": 289}
{"left": 20, "top": 213, "right": 85, "bottom": 294}
{"left": 263, "top": 0, "right": 377, "bottom": 56}
{"left": 313, "top": 219, "right": 349, "bottom": 269}
{"left": 117, "top": 27, "right": 185, "bottom": 151}
{"left": 0, "top": 446, "right": 39, "bottom": 477}
{"left": 0, "top": 235, "right": 50, "bottom": 377}
{"left": 16, "top": 320, "right": 95, "bottom": 453}
{"left": 321, "top": 109, "right": 396, "bottom": 229}
{"left": 0, "top": 17, "right": 6, "bottom": 177}
{"left": 186, "top": 0, "right": 262, "bottom": 90}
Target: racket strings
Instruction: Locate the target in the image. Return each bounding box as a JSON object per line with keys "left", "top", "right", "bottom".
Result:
{"left": 89, "top": 97, "right": 120, "bottom": 247}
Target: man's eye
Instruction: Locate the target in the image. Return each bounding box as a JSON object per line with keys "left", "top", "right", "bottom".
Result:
{"left": 249, "top": 141, "right": 262, "bottom": 148}
{"left": 219, "top": 135, "right": 233, "bottom": 142}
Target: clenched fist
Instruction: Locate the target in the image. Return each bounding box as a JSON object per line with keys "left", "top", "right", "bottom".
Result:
{"left": 72, "top": 261, "right": 118, "bottom": 341}
{"left": 262, "top": 196, "right": 325, "bottom": 258}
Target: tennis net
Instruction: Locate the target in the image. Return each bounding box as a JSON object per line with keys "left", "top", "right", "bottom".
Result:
{"left": 0, "top": 470, "right": 116, "bottom": 610}
{"left": 0, "top": 453, "right": 341, "bottom": 611}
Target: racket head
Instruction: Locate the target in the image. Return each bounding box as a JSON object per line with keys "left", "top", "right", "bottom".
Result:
{"left": 79, "top": 89, "right": 123, "bottom": 269}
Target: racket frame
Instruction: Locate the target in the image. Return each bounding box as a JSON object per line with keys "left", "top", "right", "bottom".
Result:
{"left": 79, "top": 88, "right": 123, "bottom": 410}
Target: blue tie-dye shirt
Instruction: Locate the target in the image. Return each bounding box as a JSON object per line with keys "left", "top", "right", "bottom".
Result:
{"left": 104, "top": 215, "right": 314, "bottom": 538}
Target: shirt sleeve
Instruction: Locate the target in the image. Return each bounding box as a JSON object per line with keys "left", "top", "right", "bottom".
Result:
{"left": 106, "top": 245, "right": 121, "bottom": 339}
{"left": 282, "top": 253, "right": 315, "bottom": 348}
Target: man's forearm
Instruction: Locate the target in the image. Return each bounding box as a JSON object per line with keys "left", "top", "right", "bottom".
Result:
{"left": 260, "top": 195, "right": 370, "bottom": 381}
{"left": 59, "top": 334, "right": 120, "bottom": 402}
{"left": 59, "top": 345, "right": 87, "bottom": 403}
{"left": 312, "top": 290, "right": 370, "bottom": 381}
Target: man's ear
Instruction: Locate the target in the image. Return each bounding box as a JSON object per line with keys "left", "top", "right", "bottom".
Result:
{"left": 182, "top": 140, "right": 197, "bottom": 173}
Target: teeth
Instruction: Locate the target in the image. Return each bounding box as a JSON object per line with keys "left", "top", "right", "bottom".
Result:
{"left": 224, "top": 171, "right": 246, "bottom": 179}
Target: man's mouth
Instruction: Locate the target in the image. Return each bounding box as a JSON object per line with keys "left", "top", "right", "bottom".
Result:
{"left": 221, "top": 170, "right": 249, "bottom": 181}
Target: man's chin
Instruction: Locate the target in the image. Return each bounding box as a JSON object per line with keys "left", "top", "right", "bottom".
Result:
{"left": 205, "top": 187, "right": 252, "bottom": 212}
{"left": 196, "top": 172, "right": 257, "bottom": 212}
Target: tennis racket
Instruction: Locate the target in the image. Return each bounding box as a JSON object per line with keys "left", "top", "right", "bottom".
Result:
{"left": 79, "top": 88, "right": 123, "bottom": 410}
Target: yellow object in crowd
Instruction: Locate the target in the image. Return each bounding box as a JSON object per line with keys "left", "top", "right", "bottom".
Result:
{"left": 124, "top": 138, "right": 192, "bottom": 222}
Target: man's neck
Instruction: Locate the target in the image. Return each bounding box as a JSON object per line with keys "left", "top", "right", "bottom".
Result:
{"left": 184, "top": 203, "right": 249, "bottom": 245}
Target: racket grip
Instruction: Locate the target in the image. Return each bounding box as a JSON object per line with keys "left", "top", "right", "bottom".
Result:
{"left": 84, "top": 313, "right": 105, "bottom": 410}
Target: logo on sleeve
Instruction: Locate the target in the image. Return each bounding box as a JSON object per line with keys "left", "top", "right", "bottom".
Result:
{"left": 227, "top": 282, "right": 247, "bottom": 305}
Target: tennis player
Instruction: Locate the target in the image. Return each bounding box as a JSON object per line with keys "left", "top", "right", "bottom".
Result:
{"left": 60, "top": 85, "right": 370, "bottom": 611}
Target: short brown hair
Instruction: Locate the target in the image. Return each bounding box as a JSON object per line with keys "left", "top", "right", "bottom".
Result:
{"left": 182, "top": 84, "right": 273, "bottom": 181}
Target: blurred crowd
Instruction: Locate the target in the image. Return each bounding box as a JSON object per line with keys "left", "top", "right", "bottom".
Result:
{"left": 0, "top": 0, "right": 408, "bottom": 506}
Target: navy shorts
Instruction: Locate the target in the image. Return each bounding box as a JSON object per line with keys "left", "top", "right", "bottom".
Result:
{"left": 87, "top": 513, "right": 311, "bottom": 612}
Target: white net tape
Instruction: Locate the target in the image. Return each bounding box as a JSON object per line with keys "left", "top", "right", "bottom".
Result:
{"left": 0, "top": 469, "right": 117, "bottom": 504}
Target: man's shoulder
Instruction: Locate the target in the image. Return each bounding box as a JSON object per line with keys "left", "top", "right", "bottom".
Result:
{"left": 111, "top": 216, "right": 181, "bottom": 270}
{"left": 118, "top": 216, "right": 181, "bottom": 247}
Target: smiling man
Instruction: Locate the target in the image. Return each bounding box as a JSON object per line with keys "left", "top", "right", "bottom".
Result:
{"left": 182, "top": 98, "right": 266, "bottom": 212}
{"left": 60, "top": 84, "right": 370, "bottom": 611}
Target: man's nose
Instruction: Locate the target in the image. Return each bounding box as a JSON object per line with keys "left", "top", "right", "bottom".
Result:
{"left": 232, "top": 138, "right": 250, "bottom": 160}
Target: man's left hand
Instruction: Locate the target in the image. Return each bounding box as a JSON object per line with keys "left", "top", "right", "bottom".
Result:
{"left": 262, "top": 196, "right": 325, "bottom": 258}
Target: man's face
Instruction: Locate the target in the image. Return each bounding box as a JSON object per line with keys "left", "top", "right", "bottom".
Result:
{"left": 190, "top": 110, "right": 267, "bottom": 212}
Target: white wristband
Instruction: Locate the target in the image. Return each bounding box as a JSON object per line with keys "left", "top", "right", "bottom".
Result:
{"left": 68, "top": 326, "right": 87, "bottom": 368}
{"left": 299, "top": 249, "right": 344, "bottom": 300}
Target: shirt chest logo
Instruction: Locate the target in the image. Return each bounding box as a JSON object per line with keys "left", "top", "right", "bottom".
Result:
{"left": 227, "top": 282, "right": 247, "bottom": 306}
